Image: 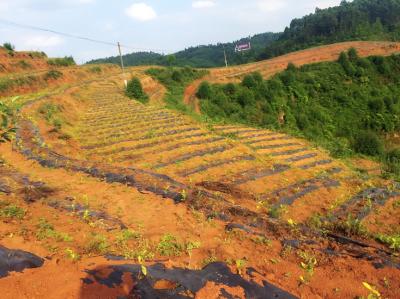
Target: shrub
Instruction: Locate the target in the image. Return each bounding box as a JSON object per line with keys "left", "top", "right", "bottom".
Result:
{"left": 44, "top": 70, "right": 63, "bottom": 81}
{"left": 242, "top": 74, "right": 257, "bottom": 88}
{"left": 171, "top": 70, "right": 183, "bottom": 82}
{"left": 353, "top": 131, "right": 384, "bottom": 156}
{"left": 286, "top": 62, "right": 297, "bottom": 71}
{"left": 126, "top": 77, "right": 148, "bottom": 103}
{"left": 47, "top": 56, "right": 76, "bottom": 67}
{"left": 3, "top": 42, "right": 15, "bottom": 52}
{"left": 89, "top": 66, "right": 102, "bottom": 74}
{"left": 385, "top": 148, "right": 400, "bottom": 176}
{"left": 347, "top": 48, "right": 359, "bottom": 62}
{"left": 196, "top": 81, "right": 212, "bottom": 99}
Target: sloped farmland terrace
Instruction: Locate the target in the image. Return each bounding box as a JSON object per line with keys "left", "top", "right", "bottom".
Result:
{"left": 1, "top": 66, "right": 397, "bottom": 298}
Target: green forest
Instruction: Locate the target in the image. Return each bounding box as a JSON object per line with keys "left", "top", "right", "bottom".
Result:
{"left": 87, "top": 33, "right": 279, "bottom": 68}
{"left": 197, "top": 50, "right": 400, "bottom": 177}
{"left": 260, "top": 0, "right": 400, "bottom": 59}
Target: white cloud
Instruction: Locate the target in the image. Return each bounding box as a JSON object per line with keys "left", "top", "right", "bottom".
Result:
{"left": 192, "top": 1, "right": 216, "bottom": 9}
{"left": 125, "top": 3, "right": 157, "bottom": 22}
{"left": 22, "top": 35, "right": 64, "bottom": 49}
{"left": 257, "top": 0, "right": 287, "bottom": 12}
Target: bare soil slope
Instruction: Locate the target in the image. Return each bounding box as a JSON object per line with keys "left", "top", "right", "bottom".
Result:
{"left": 0, "top": 45, "right": 399, "bottom": 298}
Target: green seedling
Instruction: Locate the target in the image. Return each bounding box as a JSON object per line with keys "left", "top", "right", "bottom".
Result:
{"left": 65, "top": 248, "right": 80, "bottom": 262}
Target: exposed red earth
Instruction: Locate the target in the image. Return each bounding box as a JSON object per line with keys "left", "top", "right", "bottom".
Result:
{"left": 0, "top": 45, "right": 399, "bottom": 298}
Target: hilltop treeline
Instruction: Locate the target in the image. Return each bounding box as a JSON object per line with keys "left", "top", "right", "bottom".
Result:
{"left": 87, "top": 33, "right": 280, "bottom": 68}
{"left": 260, "top": 0, "right": 400, "bottom": 58}
{"left": 197, "top": 50, "right": 400, "bottom": 177}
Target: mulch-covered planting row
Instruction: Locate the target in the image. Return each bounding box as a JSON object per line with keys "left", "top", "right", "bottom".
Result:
{"left": 81, "top": 262, "right": 298, "bottom": 299}
{"left": 246, "top": 135, "right": 293, "bottom": 145}
{"left": 330, "top": 185, "right": 400, "bottom": 221}
{"left": 85, "top": 120, "right": 191, "bottom": 141}
{"left": 81, "top": 127, "right": 203, "bottom": 150}
{"left": 298, "top": 159, "right": 333, "bottom": 170}
{"left": 113, "top": 136, "right": 226, "bottom": 163}
{"left": 252, "top": 143, "right": 301, "bottom": 151}
{"left": 285, "top": 153, "right": 318, "bottom": 163}
{"left": 81, "top": 115, "right": 179, "bottom": 133}
{"left": 177, "top": 155, "right": 256, "bottom": 177}
{"left": 229, "top": 164, "right": 291, "bottom": 185}
{"left": 82, "top": 112, "right": 173, "bottom": 128}
{"left": 83, "top": 108, "right": 171, "bottom": 123}
{"left": 91, "top": 132, "right": 207, "bottom": 156}
{"left": 261, "top": 175, "right": 341, "bottom": 207}
{"left": 270, "top": 148, "right": 309, "bottom": 157}
{"left": 84, "top": 117, "right": 185, "bottom": 137}
{"left": 152, "top": 145, "right": 233, "bottom": 169}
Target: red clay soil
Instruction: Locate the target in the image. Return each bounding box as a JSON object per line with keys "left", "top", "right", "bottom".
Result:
{"left": 1, "top": 44, "right": 400, "bottom": 298}
{"left": 184, "top": 41, "right": 400, "bottom": 109}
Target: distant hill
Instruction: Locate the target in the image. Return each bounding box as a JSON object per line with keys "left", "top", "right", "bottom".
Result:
{"left": 260, "top": 0, "right": 400, "bottom": 59}
{"left": 88, "top": 0, "right": 400, "bottom": 68}
{"left": 86, "top": 32, "right": 280, "bottom": 68}
{"left": 87, "top": 51, "right": 164, "bottom": 67}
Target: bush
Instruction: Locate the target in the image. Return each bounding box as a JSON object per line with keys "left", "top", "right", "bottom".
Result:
{"left": 89, "top": 66, "right": 102, "bottom": 74}
{"left": 353, "top": 131, "right": 384, "bottom": 156}
{"left": 44, "top": 70, "right": 63, "bottom": 81}
{"left": 3, "top": 43, "right": 15, "bottom": 52}
{"left": 47, "top": 56, "right": 76, "bottom": 67}
{"left": 126, "top": 77, "right": 148, "bottom": 103}
{"left": 242, "top": 74, "right": 257, "bottom": 88}
{"left": 171, "top": 70, "right": 183, "bottom": 82}
{"left": 196, "top": 81, "right": 212, "bottom": 99}
{"left": 385, "top": 149, "right": 400, "bottom": 176}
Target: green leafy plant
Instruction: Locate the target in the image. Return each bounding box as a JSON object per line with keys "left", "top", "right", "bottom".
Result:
{"left": 0, "top": 204, "right": 25, "bottom": 220}
{"left": 157, "top": 234, "right": 184, "bottom": 257}
{"left": 85, "top": 233, "right": 109, "bottom": 255}
{"left": 65, "top": 248, "right": 81, "bottom": 262}
{"left": 376, "top": 234, "right": 400, "bottom": 251}
{"left": 36, "top": 218, "right": 73, "bottom": 242}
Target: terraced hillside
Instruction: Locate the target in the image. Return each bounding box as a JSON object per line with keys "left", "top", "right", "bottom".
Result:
{"left": 0, "top": 42, "right": 399, "bottom": 297}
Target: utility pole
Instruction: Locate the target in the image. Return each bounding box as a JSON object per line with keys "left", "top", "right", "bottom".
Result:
{"left": 117, "top": 42, "right": 127, "bottom": 88}
{"left": 223, "top": 47, "right": 228, "bottom": 68}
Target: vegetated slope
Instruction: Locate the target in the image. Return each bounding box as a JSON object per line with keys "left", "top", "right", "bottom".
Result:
{"left": 0, "top": 47, "right": 49, "bottom": 75}
{"left": 259, "top": 0, "right": 400, "bottom": 59}
{"left": 183, "top": 41, "right": 400, "bottom": 109}
{"left": 0, "top": 61, "right": 399, "bottom": 298}
{"left": 197, "top": 49, "right": 400, "bottom": 179}
{"left": 0, "top": 46, "right": 117, "bottom": 97}
{"left": 86, "top": 32, "right": 280, "bottom": 68}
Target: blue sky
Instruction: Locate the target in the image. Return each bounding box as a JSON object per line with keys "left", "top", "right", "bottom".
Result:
{"left": 0, "top": 0, "right": 342, "bottom": 63}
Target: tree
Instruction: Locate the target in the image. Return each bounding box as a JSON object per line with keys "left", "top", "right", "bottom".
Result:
{"left": 166, "top": 55, "right": 176, "bottom": 66}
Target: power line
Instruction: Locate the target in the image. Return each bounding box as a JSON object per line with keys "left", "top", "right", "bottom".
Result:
{"left": 0, "top": 18, "right": 169, "bottom": 53}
